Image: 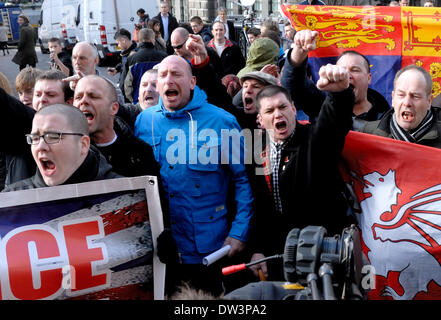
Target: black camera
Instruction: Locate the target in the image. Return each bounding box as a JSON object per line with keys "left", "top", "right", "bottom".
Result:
{"left": 282, "top": 225, "right": 361, "bottom": 300}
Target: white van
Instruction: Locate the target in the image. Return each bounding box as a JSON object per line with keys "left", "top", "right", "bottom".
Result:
{"left": 82, "top": 0, "right": 160, "bottom": 66}
{"left": 38, "top": 0, "right": 81, "bottom": 53}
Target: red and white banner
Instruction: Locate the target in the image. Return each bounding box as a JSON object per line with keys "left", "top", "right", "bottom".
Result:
{"left": 341, "top": 131, "right": 441, "bottom": 300}
{"left": 0, "top": 176, "right": 165, "bottom": 300}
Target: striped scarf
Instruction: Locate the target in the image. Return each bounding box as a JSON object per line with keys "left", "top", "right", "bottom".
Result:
{"left": 390, "top": 110, "right": 433, "bottom": 143}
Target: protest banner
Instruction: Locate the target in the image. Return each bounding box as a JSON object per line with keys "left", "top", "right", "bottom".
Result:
{"left": 0, "top": 176, "right": 165, "bottom": 300}
{"left": 281, "top": 5, "right": 441, "bottom": 105}
{"left": 340, "top": 131, "right": 441, "bottom": 300}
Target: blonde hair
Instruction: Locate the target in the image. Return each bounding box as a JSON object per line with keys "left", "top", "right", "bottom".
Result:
{"left": 0, "top": 71, "right": 12, "bottom": 95}
{"left": 15, "top": 67, "right": 44, "bottom": 93}
{"left": 169, "top": 282, "right": 223, "bottom": 300}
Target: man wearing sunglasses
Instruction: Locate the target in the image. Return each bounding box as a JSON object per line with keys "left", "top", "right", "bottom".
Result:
{"left": 171, "top": 27, "right": 224, "bottom": 78}
{"left": 3, "top": 104, "right": 119, "bottom": 191}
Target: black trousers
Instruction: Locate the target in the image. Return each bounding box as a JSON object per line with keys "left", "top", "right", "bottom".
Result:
{"left": 19, "top": 63, "right": 36, "bottom": 70}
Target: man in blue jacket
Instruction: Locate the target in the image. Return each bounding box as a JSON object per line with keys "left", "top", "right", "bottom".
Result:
{"left": 135, "top": 54, "right": 254, "bottom": 296}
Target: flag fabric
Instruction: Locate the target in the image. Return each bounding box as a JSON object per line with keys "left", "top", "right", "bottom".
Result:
{"left": 281, "top": 5, "right": 441, "bottom": 105}
{"left": 0, "top": 177, "right": 164, "bottom": 300}
{"left": 340, "top": 131, "right": 441, "bottom": 300}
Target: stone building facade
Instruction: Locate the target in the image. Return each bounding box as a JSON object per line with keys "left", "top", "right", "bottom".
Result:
{"left": 168, "top": 0, "right": 440, "bottom": 23}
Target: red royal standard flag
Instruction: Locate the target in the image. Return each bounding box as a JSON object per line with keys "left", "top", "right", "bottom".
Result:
{"left": 281, "top": 5, "right": 441, "bottom": 105}
{"left": 340, "top": 131, "right": 441, "bottom": 300}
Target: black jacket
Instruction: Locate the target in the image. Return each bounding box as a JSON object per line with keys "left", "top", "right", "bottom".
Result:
{"left": 51, "top": 50, "right": 74, "bottom": 76}
{"left": 12, "top": 23, "right": 37, "bottom": 66}
{"left": 97, "top": 116, "right": 160, "bottom": 178}
{"left": 248, "top": 88, "right": 356, "bottom": 280}
{"left": 154, "top": 12, "right": 179, "bottom": 55}
{"left": 281, "top": 52, "right": 390, "bottom": 129}
{"left": 2, "top": 146, "right": 120, "bottom": 192}
{"left": 120, "top": 42, "right": 167, "bottom": 100}
{"left": 207, "top": 39, "right": 245, "bottom": 77}
{"left": 116, "top": 41, "right": 138, "bottom": 99}
{"left": 360, "top": 106, "right": 441, "bottom": 149}
{"left": 0, "top": 88, "right": 36, "bottom": 188}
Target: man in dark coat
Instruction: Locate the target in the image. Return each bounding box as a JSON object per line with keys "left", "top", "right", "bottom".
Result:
{"left": 12, "top": 15, "right": 38, "bottom": 70}
{"left": 48, "top": 37, "right": 74, "bottom": 76}
{"left": 207, "top": 21, "right": 245, "bottom": 77}
{"left": 154, "top": 1, "right": 179, "bottom": 55}
{"left": 2, "top": 103, "right": 120, "bottom": 192}
{"left": 107, "top": 28, "right": 138, "bottom": 102}
{"left": 282, "top": 29, "right": 390, "bottom": 129}
{"left": 247, "top": 67, "right": 355, "bottom": 281}
{"left": 215, "top": 7, "right": 236, "bottom": 42}
{"left": 121, "top": 28, "right": 167, "bottom": 103}
{"left": 190, "top": 16, "right": 213, "bottom": 43}
{"left": 72, "top": 75, "right": 160, "bottom": 178}
{"left": 361, "top": 65, "right": 441, "bottom": 149}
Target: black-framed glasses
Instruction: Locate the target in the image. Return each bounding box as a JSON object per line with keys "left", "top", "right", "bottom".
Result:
{"left": 172, "top": 42, "right": 185, "bottom": 50}
{"left": 25, "top": 132, "right": 84, "bottom": 145}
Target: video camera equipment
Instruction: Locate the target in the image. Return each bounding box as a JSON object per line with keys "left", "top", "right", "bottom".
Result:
{"left": 223, "top": 225, "right": 362, "bottom": 300}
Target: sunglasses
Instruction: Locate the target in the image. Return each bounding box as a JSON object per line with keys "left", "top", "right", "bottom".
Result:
{"left": 172, "top": 42, "right": 185, "bottom": 50}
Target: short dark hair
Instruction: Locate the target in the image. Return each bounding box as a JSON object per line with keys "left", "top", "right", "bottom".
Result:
{"left": 190, "top": 16, "right": 203, "bottom": 25}
{"left": 18, "top": 15, "right": 29, "bottom": 23}
{"left": 337, "top": 50, "right": 371, "bottom": 73}
{"left": 37, "top": 103, "right": 89, "bottom": 136}
{"left": 36, "top": 70, "right": 74, "bottom": 102}
{"left": 48, "top": 37, "right": 62, "bottom": 45}
{"left": 260, "top": 19, "right": 279, "bottom": 33}
{"left": 212, "top": 20, "right": 225, "bottom": 31}
{"left": 179, "top": 22, "right": 193, "bottom": 33}
{"left": 137, "top": 8, "right": 145, "bottom": 14}
{"left": 247, "top": 27, "right": 261, "bottom": 37}
{"left": 255, "top": 85, "right": 292, "bottom": 113}
{"left": 394, "top": 65, "right": 433, "bottom": 97}
{"left": 261, "top": 30, "right": 280, "bottom": 47}
{"left": 114, "top": 28, "right": 131, "bottom": 41}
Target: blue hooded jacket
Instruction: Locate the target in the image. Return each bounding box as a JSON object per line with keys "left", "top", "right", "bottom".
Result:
{"left": 135, "top": 86, "right": 254, "bottom": 264}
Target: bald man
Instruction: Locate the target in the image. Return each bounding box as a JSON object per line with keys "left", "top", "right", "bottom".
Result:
{"left": 73, "top": 74, "right": 159, "bottom": 178}
{"left": 171, "top": 27, "right": 224, "bottom": 77}
{"left": 66, "top": 41, "right": 125, "bottom": 105}
{"left": 135, "top": 55, "right": 254, "bottom": 297}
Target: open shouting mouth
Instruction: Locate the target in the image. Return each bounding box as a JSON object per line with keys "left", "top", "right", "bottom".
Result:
{"left": 39, "top": 156, "right": 56, "bottom": 177}
{"left": 401, "top": 111, "right": 415, "bottom": 122}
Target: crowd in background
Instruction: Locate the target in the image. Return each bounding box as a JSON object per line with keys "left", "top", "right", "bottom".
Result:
{"left": 0, "top": 0, "right": 439, "bottom": 300}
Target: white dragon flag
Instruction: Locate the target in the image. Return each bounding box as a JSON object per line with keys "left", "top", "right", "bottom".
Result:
{"left": 341, "top": 131, "right": 441, "bottom": 300}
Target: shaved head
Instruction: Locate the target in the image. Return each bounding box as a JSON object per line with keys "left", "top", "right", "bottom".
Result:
{"left": 37, "top": 103, "right": 89, "bottom": 135}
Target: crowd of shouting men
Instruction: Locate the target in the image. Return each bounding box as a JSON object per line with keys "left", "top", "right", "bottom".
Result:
{"left": 0, "top": 1, "right": 439, "bottom": 299}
